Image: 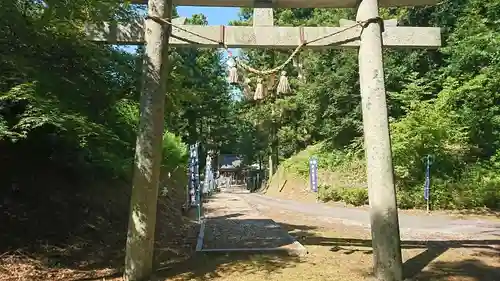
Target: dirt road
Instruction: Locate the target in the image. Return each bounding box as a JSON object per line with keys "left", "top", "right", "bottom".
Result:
{"left": 240, "top": 192, "right": 500, "bottom": 240}
{"left": 163, "top": 186, "right": 500, "bottom": 281}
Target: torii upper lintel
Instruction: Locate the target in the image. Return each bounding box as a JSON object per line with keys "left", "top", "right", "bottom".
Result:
{"left": 129, "top": 0, "right": 437, "bottom": 8}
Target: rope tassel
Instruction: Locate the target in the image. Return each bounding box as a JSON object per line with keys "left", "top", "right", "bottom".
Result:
{"left": 243, "top": 78, "right": 252, "bottom": 99}
{"left": 293, "top": 57, "right": 306, "bottom": 82}
{"left": 276, "top": 71, "right": 291, "bottom": 94}
{"left": 254, "top": 78, "right": 264, "bottom": 101}
{"left": 228, "top": 66, "right": 239, "bottom": 85}
{"left": 226, "top": 58, "right": 238, "bottom": 85}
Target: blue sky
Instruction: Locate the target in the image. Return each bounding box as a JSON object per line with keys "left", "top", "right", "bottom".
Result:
{"left": 177, "top": 6, "right": 241, "bottom": 58}
{"left": 177, "top": 6, "right": 240, "bottom": 25}
{"left": 120, "top": 7, "right": 240, "bottom": 53}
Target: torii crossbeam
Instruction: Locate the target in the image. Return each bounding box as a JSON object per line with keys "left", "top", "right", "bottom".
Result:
{"left": 96, "top": 1, "right": 442, "bottom": 281}
{"left": 86, "top": 15, "right": 441, "bottom": 49}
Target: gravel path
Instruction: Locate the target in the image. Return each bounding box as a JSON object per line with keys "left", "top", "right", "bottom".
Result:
{"left": 241, "top": 192, "right": 500, "bottom": 240}
{"left": 201, "top": 186, "right": 301, "bottom": 251}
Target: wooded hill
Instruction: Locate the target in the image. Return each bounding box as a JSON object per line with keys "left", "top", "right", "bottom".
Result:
{"left": 236, "top": 1, "right": 500, "bottom": 210}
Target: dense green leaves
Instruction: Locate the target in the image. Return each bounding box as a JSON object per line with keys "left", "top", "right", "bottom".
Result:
{"left": 1, "top": 0, "right": 499, "bottom": 210}
{"left": 236, "top": 0, "right": 500, "bottom": 209}
{"left": 0, "top": 1, "right": 234, "bottom": 184}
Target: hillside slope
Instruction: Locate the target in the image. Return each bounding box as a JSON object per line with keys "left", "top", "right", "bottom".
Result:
{"left": 261, "top": 144, "right": 369, "bottom": 205}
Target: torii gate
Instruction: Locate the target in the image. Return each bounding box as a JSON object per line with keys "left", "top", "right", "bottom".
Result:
{"left": 86, "top": 1, "right": 440, "bottom": 280}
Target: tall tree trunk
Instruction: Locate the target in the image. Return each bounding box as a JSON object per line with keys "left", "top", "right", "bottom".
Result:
{"left": 124, "top": 0, "right": 173, "bottom": 280}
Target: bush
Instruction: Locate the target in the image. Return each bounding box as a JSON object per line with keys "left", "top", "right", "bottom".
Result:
{"left": 396, "top": 165, "right": 500, "bottom": 210}
{"left": 318, "top": 184, "right": 342, "bottom": 202}
{"left": 161, "top": 131, "right": 188, "bottom": 170}
{"left": 397, "top": 189, "right": 424, "bottom": 209}
{"left": 318, "top": 184, "right": 368, "bottom": 206}
{"left": 280, "top": 137, "right": 500, "bottom": 210}
{"left": 158, "top": 131, "right": 188, "bottom": 204}
{"left": 341, "top": 188, "right": 369, "bottom": 206}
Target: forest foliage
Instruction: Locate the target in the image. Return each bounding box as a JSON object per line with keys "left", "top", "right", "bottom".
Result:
{"left": 0, "top": 0, "right": 239, "bottom": 254}
{"left": 1, "top": 1, "right": 499, "bottom": 245}
{"left": 1, "top": 1, "right": 237, "bottom": 182}
{"left": 234, "top": 0, "right": 500, "bottom": 210}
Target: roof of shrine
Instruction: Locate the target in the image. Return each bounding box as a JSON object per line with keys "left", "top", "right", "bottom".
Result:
{"left": 218, "top": 154, "right": 243, "bottom": 171}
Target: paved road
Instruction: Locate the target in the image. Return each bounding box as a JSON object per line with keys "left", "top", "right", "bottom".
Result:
{"left": 239, "top": 191, "right": 500, "bottom": 239}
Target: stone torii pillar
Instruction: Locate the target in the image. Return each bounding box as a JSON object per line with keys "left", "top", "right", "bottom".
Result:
{"left": 357, "top": 1, "right": 402, "bottom": 280}
{"left": 86, "top": 1, "right": 441, "bottom": 280}
{"left": 123, "top": 0, "right": 173, "bottom": 281}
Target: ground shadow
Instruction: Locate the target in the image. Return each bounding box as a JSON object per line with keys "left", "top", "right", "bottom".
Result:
{"left": 202, "top": 217, "right": 295, "bottom": 249}
{"left": 278, "top": 221, "right": 500, "bottom": 281}
{"left": 148, "top": 213, "right": 499, "bottom": 281}
{"left": 155, "top": 250, "right": 300, "bottom": 280}
{"left": 4, "top": 182, "right": 497, "bottom": 281}
{"left": 174, "top": 191, "right": 500, "bottom": 281}
{"left": 414, "top": 259, "right": 500, "bottom": 280}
